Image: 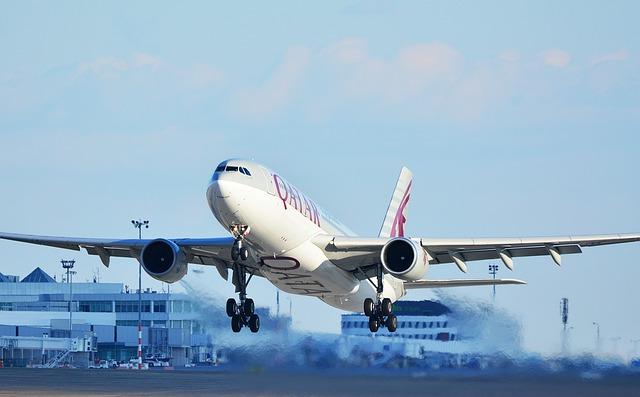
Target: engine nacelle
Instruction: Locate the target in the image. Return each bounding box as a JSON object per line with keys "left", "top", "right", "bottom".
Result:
{"left": 380, "top": 237, "right": 428, "bottom": 281}
{"left": 140, "top": 239, "right": 188, "bottom": 283}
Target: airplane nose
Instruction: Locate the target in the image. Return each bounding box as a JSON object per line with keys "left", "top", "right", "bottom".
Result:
{"left": 210, "top": 179, "right": 232, "bottom": 199}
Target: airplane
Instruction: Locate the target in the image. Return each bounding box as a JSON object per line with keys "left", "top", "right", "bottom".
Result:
{"left": 1, "top": 159, "right": 639, "bottom": 333}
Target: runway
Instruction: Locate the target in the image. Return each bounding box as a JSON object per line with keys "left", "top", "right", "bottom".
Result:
{"left": 0, "top": 368, "right": 639, "bottom": 396}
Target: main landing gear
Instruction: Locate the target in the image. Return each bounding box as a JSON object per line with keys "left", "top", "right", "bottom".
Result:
{"left": 226, "top": 225, "right": 260, "bottom": 333}
{"left": 363, "top": 264, "right": 397, "bottom": 333}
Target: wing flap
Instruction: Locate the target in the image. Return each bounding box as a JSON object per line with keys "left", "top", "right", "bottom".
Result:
{"left": 431, "top": 244, "right": 582, "bottom": 264}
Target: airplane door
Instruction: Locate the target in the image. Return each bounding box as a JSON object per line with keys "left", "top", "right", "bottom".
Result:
{"left": 261, "top": 167, "right": 276, "bottom": 195}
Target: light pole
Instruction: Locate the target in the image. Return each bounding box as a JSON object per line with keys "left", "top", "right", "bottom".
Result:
{"left": 61, "top": 260, "right": 76, "bottom": 336}
{"left": 132, "top": 219, "right": 149, "bottom": 369}
{"left": 593, "top": 321, "right": 601, "bottom": 353}
{"left": 489, "top": 264, "right": 499, "bottom": 301}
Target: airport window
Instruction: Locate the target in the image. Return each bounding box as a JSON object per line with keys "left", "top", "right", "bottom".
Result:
{"left": 0, "top": 302, "right": 12, "bottom": 311}
{"left": 116, "top": 320, "right": 151, "bottom": 327}
{"left": 115, "top": 301, "right": 137, "bottom": 312}
{"left": 226, "top": 166, "right": 239, "bottom": 172}
{"left": 443, "top": 321, "right": 448, "bottom": 328}
{"left": 399, "top": 321, "right": 406, "bottom": 328}
{"left": 193, "top": 321, "right": 202, "bottom": 332}
{"left": 153, "top": 320, "right": 166, "bottom": 327}
{"left": 436, "top": 322, "right": 440, "bottom": 328}
{"left": 429, "top": 322, "right": 434, "bottom": 328}
{"left": 79, "top": 301, "right": 113, "bottom": 313}
{"left": 360, "top": 321, "right": 366, "bottom": 328}
{"left": 184, "top": 301, "right": 192, "bottom": 312}
{"left": 451, "top": 334, "right": 456, "bottom": 341}
{"left": 153, "top": 301, "right": 166, "bottom": 313}
{"left": 172, "top": 301, "right": 183, "bottom": 313}
{"left": 115, "top": 301, "right": 150, "bottom": 313}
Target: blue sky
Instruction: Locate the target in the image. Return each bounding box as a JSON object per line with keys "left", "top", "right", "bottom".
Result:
{"left": 1, "top": 1, "right": 639, "bottom": 356}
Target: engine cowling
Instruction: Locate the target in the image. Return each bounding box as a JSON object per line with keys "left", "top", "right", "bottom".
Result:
{"left": 380, "top": 237, "right": 428, "bottom": 281}
{"left": 140, "top": 239, "right": 188, "bottom": 283}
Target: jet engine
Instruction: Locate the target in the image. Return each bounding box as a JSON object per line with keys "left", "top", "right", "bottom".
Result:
{"left": 140, "top": 239, "right": 188, "bottom": 283}
{"left": 380, "top": 237, "right": 428, "bottom": 281}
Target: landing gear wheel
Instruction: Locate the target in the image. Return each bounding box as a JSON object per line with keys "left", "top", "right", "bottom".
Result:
{"left": 231, "top": 315, "right": 242, "bottom": 333}
{"left": 243, "top": 298, "right": 255, "bottom": 316}
{"left": 386, "top": 314, "right": 398, "bottom": 332}
{"left": 226, "top": 298, "right": 237, "bottom": 317}
{"left": 240, "top": 247, "right": 249, "bottom": 261}
{"left": 368, "top": 317, "right": 380, "bottom": 333}
{"left": 381, "top": 298, "right": 393, "bottom": 316}
{"left": 248, "top": 314, "right": 260, "bottom": 333}
{"left": 231, "top": 247, "right": 239, "bottom": 261}
{"left": 363, "top": 298, "right": 375, "bottom": 317}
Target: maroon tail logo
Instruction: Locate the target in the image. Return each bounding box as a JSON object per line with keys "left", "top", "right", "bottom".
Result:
{"left": 390, "top": 181, "right": 411, "bottom": 237}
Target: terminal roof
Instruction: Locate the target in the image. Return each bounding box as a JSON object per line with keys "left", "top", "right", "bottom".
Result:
{"left": 21, "top": 267, "right": 56, "bottom": 283}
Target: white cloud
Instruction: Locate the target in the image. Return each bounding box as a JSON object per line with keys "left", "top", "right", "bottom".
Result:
{"left": 184, "top": 63, "right": 225, "bottom": 86}
{"left": 499, "top": 50, "right": 520, "bottom": 63}
{"left": 325, "top": 38, "right": 462, "bottom": 101}
{"left": 230, "top": 46, "right": 310, "bottom": 118}
{"left": 77, "top": 53, "right": 162, "bottom": 79}
{"left": 132, "top": 52, "right": 161, "bottom": 69}
{"left": 542, "top": 49, "right": 571, "bottom": 68}
{"left": 589, "top": 49, "right": 630, "bottom": 66}
{"left": 78, "top": 56, "right": 130, "bottom": 79}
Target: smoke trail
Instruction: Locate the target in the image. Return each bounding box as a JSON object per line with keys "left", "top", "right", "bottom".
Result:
{"left": 432, "top": 290, "right": 523, "bottom": 356}
{"left": 178, "top": 270, "right": 636, "bottom": 374}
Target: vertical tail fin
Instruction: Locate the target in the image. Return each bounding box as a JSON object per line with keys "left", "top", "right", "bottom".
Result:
{"left": 379, "top": 166, "right": 413, "bottom": 238}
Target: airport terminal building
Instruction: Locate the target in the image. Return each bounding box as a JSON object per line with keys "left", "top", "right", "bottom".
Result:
{"left": 0, "top": 267, "right": 264, "bottom": 367}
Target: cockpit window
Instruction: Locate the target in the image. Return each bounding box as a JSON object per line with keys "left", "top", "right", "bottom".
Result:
{"left": 226, "top": 166, "right": 239, "bottom": 172}
{"left": 239, "top": 167, "right": 247, "bottom": 175}
{"left": 215, "top": 165, "right": 225, "bottom": 172}
{"left": 242, "top": 167, "right": 251, "bottom": 176}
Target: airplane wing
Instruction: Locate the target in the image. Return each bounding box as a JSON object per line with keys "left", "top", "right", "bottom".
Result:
{"left": 313, "top": 233, "right": 640, "bottom": 277}
{"left": 0, "top": 232, "right": 258, "bottom": 280}
{"left": 404, "top": 278, "right": 526, "bottom": 289}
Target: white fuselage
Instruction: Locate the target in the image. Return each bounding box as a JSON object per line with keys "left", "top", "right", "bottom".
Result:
{"left": 206, "top": 160, "right": 404, "bottom": 312}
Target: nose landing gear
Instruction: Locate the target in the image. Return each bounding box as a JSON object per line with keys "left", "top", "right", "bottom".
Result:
{"left": 226, "top": 224, "right": 260, "bottom": 333}
{"left": 362, "top": 264, "right": 397, "bottom": 333}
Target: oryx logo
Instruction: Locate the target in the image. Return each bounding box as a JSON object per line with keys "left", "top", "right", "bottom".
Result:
{"left": 390, "top": 181, "right": 411, "bottom": 237}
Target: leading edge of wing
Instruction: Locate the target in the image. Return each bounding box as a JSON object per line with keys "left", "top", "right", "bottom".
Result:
{"left": 316, "top": 233, "right": 640, "bottom": 252}
{"left": 422, "top": 233, "right": 640, "bottom": 249}
{"left": 404, "top": 278, "right": 526, "bottom": 289}
{"left": 0, "top": 231, "right": 235, "bottom": 251}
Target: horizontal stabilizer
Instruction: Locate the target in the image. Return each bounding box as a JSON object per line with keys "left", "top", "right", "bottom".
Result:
{"left": 404, "top": 278, "right": 526, "bottom": 289}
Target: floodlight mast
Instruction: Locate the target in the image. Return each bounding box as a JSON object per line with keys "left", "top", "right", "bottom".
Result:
{"left": 61, "top": 259, "right": 75, "bottom": 343}
{"left": 488, "top": 264, "right": 499, "bottom": 301}
{"left": 132, "top": 219, "right": 149, "bottom": 370}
